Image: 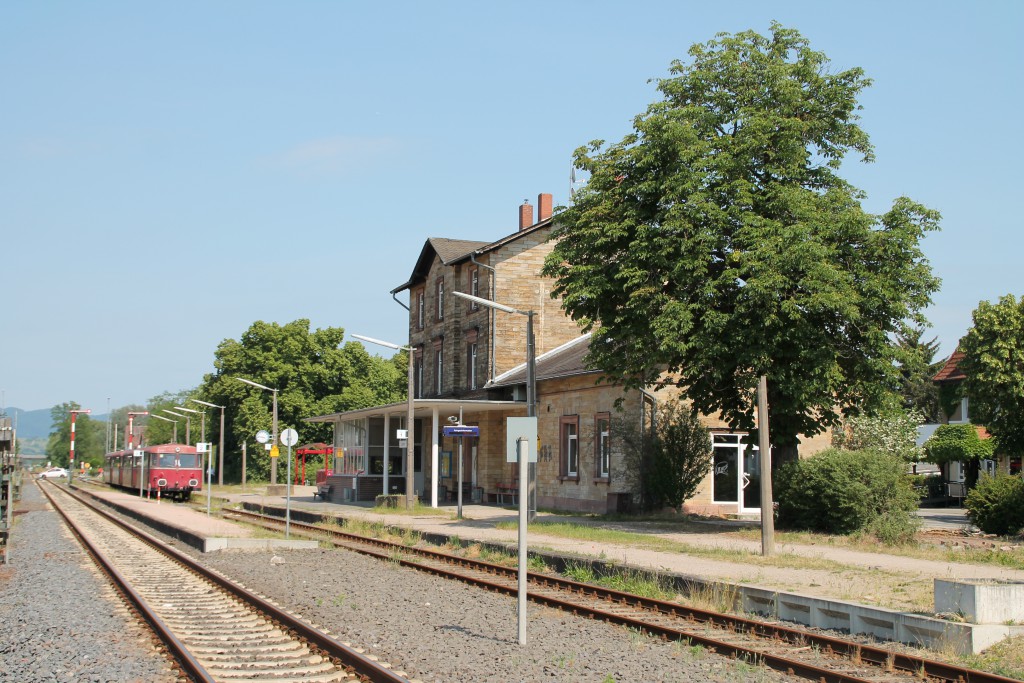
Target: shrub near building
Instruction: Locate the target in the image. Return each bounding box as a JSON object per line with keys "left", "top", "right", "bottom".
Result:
{"left": 775, "top": 448, "right": 921, "bottom": 544}
{"left": 965, "top": 474, "right": 1024, "bottom": 537}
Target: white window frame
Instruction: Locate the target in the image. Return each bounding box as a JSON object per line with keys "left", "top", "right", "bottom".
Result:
{"left": 435, "top": 347, "right": 443, "bottom": 394}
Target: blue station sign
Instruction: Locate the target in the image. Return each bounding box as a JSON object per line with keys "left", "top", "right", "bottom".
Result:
{"left": 442, "top": 425, "right": 480, "bottom": 437}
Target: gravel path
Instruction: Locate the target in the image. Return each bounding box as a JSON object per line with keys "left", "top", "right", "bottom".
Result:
{"left": 0, "top": 481, "right": 176, "bottom": 683}
{"left": 4, "top": 480, "right": 791, "bottom": 682}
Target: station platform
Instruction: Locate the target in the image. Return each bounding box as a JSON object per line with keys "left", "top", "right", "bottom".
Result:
{"left": 72, "top": 484, "right": 317, "bottom": 552}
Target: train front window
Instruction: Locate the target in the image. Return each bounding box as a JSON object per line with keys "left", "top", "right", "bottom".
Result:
{"left": 159, "top": 454, "right": 176, "bottom": 467}
{"left": 177, "top": 453, "right": 198, "bottom": 468}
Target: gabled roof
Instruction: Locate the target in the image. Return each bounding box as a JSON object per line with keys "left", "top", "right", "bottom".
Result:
{"left": 391, "top": 238, "right": 490, "bottom": 294}
{"left": 934, "top": 349, "right": 966, "bottom": 383}
{"left": 390, "top": 217, "right": 555, "bottom": 295}
{"left": 488, "top": 333, "right": 596, "bottom": 388}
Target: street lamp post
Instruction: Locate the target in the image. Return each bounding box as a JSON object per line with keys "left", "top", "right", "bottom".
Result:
{"left": 352, "top": 334, "right": 415, "bottom": 510}
{"left": 163, "top": 410, "right": 190, "bottom": 445}
{"left": 453, "top": 290, "right": 537, "bottom": 520}
{"left": 151, "top": 413, "right": 178, "bottom": 443}
{"left": 176, "top": 406, "right": 204, "bottom": 442}
{"left": 175, "top": 405, "right": 207, "bottom": 499}
{"left": 235, "top": 378, "right": 279, "bottom": 485}
{"left": 126, "top": 411, "right": 149, "bottom": 450}
{"left": 68, "top": 408, "right": 91, "bottom": 484}
{"left": 190, "top": 399, "right": 225, "bottom": 486}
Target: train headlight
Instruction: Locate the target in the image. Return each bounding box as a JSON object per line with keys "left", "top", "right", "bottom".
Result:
{"left": 188, "top": 479, "right": 199, "bottom": 487}
{"left": 156, "top": 478, "right": 167, "bottom": 487}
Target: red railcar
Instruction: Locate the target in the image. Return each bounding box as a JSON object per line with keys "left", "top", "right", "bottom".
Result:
{"left": 103, "top": 443, "right": 202, "bottom": 501}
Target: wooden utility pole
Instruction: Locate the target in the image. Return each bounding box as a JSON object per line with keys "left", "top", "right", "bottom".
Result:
{"left": 757, "top": 375, "right": 775, "bottom": 556}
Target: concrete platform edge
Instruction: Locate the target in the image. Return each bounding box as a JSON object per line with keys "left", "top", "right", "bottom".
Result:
{"left": 240, "top": 500, "right": 1017, "bottom": 655}
{"left": 74, "top": 485, "right": 209, "bottom": 553}
{"left": 203, "top": 538, "right": 320, "bottom": 551}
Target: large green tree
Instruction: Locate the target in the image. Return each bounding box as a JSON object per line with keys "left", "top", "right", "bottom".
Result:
{"left": 542, "top": 24, "right": 940, "bottom": 465}
{"left": 192, "top": 319, "right": 406, "bottom": 482}
{"left": 959, "top": 294, "right": 1024, "bottom": 455}
{"left": 893, "top": 326, "right": 942, "bottom": 423}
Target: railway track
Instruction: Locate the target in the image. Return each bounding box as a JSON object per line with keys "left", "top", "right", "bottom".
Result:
{"left": 38, "top": 481, "right": 410, "bottom": 683}
{"left": 226, "top": 507, "right": 1019, "bottom": 683}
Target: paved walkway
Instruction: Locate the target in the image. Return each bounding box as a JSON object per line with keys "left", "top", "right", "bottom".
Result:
{"left": 221, "top": 488, "right": 1021, "bottom": 614}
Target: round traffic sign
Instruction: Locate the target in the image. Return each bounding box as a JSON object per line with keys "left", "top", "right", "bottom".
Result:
{"left": 255, "top": 430, "right": 270, "bottom": 444}
{"left": 280, "top": 428, "right": 298, "bottom": 447}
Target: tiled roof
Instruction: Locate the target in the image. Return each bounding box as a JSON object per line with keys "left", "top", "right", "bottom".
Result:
{"left": 430, "top": 238, "right": 491, "bottom": 264}
{"left": 391, "top": 238, "right": 490, "bottom": 294}
{"left": 933, "top": 349, "right": 966, "bottom": 383}
{"left": 391, "top": 217, "right": 555, "bottom": 295}
{"left": 489, "top": 334, "right": 596, "bottom": 387}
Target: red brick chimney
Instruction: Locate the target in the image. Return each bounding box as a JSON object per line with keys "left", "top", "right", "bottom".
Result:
{"left": 518, "top": 199, "right": 533, "bottom": 230}
{"left": 537, "top": 193, "right": 553, "bottom": 222}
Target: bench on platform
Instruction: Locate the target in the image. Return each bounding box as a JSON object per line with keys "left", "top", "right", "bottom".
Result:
{"left": 490, "top": 482, "right": 518, "bottom": 505}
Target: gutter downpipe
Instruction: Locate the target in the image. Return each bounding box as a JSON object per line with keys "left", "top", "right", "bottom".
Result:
{"left": 391, "top": 292, "right": 410, "bottom": 312}
{"left": 470, "top": 251, "right": 497, "bottom": 383}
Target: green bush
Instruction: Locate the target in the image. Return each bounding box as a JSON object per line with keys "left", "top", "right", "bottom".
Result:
{"left": 775, "top": 448, "right": 920, "bottom": 543}
{"left": 965, "top": 474, "right": 1024, "bottom": 536}
{"left": 923, "top": 423, "right": 995, "bottom": 464}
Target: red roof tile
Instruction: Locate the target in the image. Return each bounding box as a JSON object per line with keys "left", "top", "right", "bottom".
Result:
{"left": 934, "top": 349, "right": 966, "bottom": 383}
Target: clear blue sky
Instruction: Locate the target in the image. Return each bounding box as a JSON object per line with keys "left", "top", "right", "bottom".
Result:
{"left": 3, "top": 1, "right": 1021, "bottom": 413}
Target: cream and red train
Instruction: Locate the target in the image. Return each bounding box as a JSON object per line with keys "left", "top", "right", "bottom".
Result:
{"left": 103, "top": 444, "right": 202, "bottom": 501}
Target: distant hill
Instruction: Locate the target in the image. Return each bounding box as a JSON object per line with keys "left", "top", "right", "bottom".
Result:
{"left": 2, "top": 407, "right": 53, "bottom": 439}
{"left": 1, "top": 407, "right": 110, "bottom": 440}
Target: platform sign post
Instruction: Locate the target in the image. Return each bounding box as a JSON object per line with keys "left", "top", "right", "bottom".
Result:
{"left": 505, "top": 416, "right": 536, "bottom": 646}
{"left": 442, "top": 424, "right": 479, "bottom": 519}
{"left": 281, "top": 428, "right": 299, "bottom": 538}
{"left": 198, "top": 442, "right": 212, "bottom": 516}
{"left": 135, "top": 449, "right": 145, "bottom": 499}
{"left": 517, "top": 437, "right": 529, "bottom": 645}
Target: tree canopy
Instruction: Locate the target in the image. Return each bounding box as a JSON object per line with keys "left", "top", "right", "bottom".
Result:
{"left": 923, "top": 423, "right": 995, "bottom": 464}
{"left": 959, "top": 294, "right": 1024, "bottom": 455}
{"left": 191, "top": 319, "right": 406, "bottom": 481}
{"left": 893, "top": 326, "right": 942, "bottom": 423}
{"left": 542, "top": 23, "right": 940, "bottom": 464}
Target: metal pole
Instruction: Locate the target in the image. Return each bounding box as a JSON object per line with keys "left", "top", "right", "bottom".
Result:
{"left": 285, "top": 442, "right": 292, "bottom": 539}
{"left": 457, "top": 436, "right": 464, "bottom": 520}
{"left": 517, "top": 436, "right": 528, "bottom": 645}
{"left": 241, "top": 441, "right": 247, "bottom": 489}
{"left": 757, "top": 375, "right": 775, "bottom": 556}
{"left": 69, "top": 411, "right": 77, "bottom": 483}
{"left": 526, "top": 311, "right": 537, "bottom": 522}
{"left": 217, "top": 406, "right": 225, "bottom": 487}
{"left": 406, "top": 348, "right": 415, "bottom": 510}
{"left": 105, "top": 398, "right": 111, "bottom": 454}
{"left": 207, "top": 446, "right": 213, "bottom": 516}
{"left": 68, "top": 409, "right": 90, "bottom": 484}
{"left": 383, "top": 413, "right": 390, "bottom": 497}
{"left": 271, "top": 389, "right": 278, "bottom": 485}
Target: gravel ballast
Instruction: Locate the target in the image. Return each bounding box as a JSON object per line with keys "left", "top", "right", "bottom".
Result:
{"left": 0, "top": 481, "right": 175, "bottom": 683}
{"left": 193, "top": 544, "right": 789, "bottom": 682}
{"left": 4, "top": 482, "right": 789, "bottom": 682}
